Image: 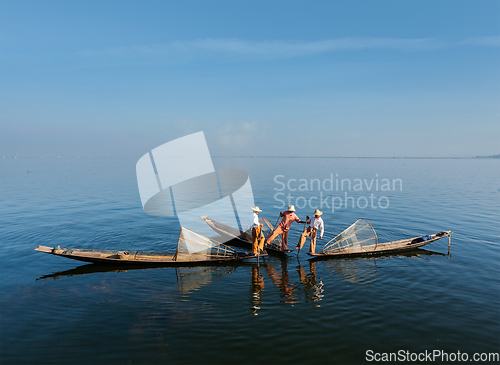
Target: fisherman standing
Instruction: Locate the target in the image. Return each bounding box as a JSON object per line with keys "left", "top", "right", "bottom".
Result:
{"left": 296, "top": 209, "right": 324, "bottom": 254}
{"left": 266, "top": 205, "right": 306, "bottom": 251}
{"left": 246, "top": 206, "right": 265, "bottom": 255}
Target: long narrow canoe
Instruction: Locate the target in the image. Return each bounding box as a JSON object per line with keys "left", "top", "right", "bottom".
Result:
{"left": 34, "top": 245, "right": 261, "bottom": 265}
{"left": 34, "top": 227, "right": 265, "bottom": 266}
{"left": 308, "top": 230, "right": 452, "bottom": 258}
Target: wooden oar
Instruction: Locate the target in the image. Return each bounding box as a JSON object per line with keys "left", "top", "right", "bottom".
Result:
{"left": 258, "top": 227, "right": 265, "bottom": 259}
{"left": 267, "top": 212, "right": 282, "bottom": 250}
{"left": 297, "top": 218, "right": 308, "bottom": 256}
{"left": 447, "top": 234, "right": 451, "bottom": 256}
{"left": 272, "top": 212, "right": 282, "bottom": 231}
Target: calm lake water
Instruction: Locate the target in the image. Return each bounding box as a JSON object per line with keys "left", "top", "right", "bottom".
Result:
{"left": 1, "top": 157, "right": 499, "bottom": 364}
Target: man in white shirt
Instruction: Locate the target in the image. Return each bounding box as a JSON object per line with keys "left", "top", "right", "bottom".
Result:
{"left": 296, "top": 209, "right": 324, "bottom": 254}
{"left": 246, "top": 206, "right": 265, "bottom": 255}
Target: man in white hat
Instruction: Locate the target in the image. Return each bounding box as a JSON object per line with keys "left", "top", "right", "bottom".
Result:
{"left": 265, "top": 205, "right": 306, "bottom": 251}
{"left": 296, "top": 209, "right": 324, "bottom": 254}
{"left": 246, "top": 206, "right": 265, "bottom": 255}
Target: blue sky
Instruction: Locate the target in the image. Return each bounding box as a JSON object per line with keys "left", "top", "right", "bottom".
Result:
{"left": 1, "top": 0, "right": 499, "bottom": 157}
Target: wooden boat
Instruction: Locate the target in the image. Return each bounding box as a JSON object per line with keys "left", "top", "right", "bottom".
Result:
{"left": 34, "top": 227, "right": 264, "bottom": 266}
{"left": 308, "top": 218, "right": 452, "bottom": 258}
{"left": 201, "top": 216, "right": 290, "bottom": 254}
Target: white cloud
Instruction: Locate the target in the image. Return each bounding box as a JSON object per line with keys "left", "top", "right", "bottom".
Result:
{"left": 460, "top": 36, "right": 500, "bottom": 47}
{"left": 181, "top": 37, "right": 444, "bottom": 57}
{"left": 77, "top": 36, "right": 499, "bottom": 62}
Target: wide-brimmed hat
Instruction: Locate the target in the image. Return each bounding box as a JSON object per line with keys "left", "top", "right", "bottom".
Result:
{"left": 313, "top": 209, "right": 323, "bottom": 216}
{"left": 287, "top": 205, "right": 296, "bottom": 212}
{"left": 251, "top": 206, "right": 262, "bottom": 212}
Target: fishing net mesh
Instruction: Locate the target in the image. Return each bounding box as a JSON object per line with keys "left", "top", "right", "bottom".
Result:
{"left": 176, "top": 227, "right": 236, "bottom": 261}
{"left": 323, "top": 219, "right": 378, "bottom": 254}
{"left": 260, "top": 217, "right": 282, "bottom": 251}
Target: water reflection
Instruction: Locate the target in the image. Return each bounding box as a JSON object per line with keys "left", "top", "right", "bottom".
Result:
{"left": 321, "top": 258, "right": 378, "bottom": 284}
{"left": 266, "top": 258, "right": 298, "bottom": 304}
{"left": 314, "top": 248, "right": 448, "bottom": 285}
{"left": 36, "top": 247, "right": 446, "bottom": 314}
{"left": 176, "top": 266, "right": 236, "bottom": 296}
{"left": 249, "top": 257, "right": 325, "bottom": 314}
{"left": 297, "top": 261, "right": 324, "bottom": 306}
{"left": 37, "top": 264, "right": 142, "bottom": 280}
{"left": 37, "top": 263, "right": 238, "bottom": 297}
{"left": 250, "top": 265, "right": 264, "bottom": 315}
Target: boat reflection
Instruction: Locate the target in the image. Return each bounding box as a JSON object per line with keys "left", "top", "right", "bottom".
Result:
{"left": 309, "top": 246, "right": 450, "bottom": 262}
{"left": 176, "top": 266, "right": 236, "bottom": 295}
{"left": 37, "top": 262, "right": 240, "bottom": 296}
{"left": 321, "top": 257, "right": 378, "bottom": 284}
{"left": 315, "top": 247, "right": 449, "bottom": 284}
{"left": 37, "top": 263, "right": 144, "bottom": 280}
{"left": 250, "top": 247, "right": 448, "bottom": 312}
{"left": 36, "top": 247, "right": 446, "bottom": 314}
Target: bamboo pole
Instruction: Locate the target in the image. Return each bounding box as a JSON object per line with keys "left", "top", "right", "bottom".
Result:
{"left": 273, "top": 213, "right": 281, "bottom": 231}
{"left": 271, "top": 212, "right": 282, "bottom": 250}
{"left": 448, "top": 234, "right": 451, "bottom": 256}
{"left": 297, "top": 219, "right": 308, "bottom": 256}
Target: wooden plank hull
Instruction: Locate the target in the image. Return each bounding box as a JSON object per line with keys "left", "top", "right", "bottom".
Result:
{"left": 34, "top": 245, "right": 260, "bottom": 266}
{"left": 308, "top": 231, "right": 452, "bottom": 259}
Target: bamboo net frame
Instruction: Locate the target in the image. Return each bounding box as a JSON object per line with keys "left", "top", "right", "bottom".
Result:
{"left": 259, "top": 217, "right": 282, "bottom": 251}
{"left": 323, "top": 218, "right": 378, "bottom": 254}
{"left": 175, "top": 227, "right": 237, "bottom": 261}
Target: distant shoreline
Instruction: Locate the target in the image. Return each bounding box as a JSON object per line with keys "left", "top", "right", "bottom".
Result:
{"left": 213, "top": 155, "right": 500, "bottom": 159}
{"left": 2, "top": 155, "right": 499, "bottom": 159}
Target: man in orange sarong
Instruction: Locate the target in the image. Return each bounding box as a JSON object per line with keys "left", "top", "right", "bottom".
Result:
{"left": 246, "top": 206, "right": 265, "bottom": 255}
{"left": 265, "top": 205, "right": 306, "bottom": 251}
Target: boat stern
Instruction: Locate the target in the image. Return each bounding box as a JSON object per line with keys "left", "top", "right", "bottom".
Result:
{"left": 34, "top": 245, "right": 55, "bottom": 254}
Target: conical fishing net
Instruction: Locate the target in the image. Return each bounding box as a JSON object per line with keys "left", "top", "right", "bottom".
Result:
{"left": 322, "top": 219, "right": 378, "bottom": 254}
{"left": 259, "top": 217, "right": 282, "bottom": 251}
{"left": 176, "top": 227, "right": 237, "bottom": 262}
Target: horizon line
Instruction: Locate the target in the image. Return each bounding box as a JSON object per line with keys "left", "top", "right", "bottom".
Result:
{"left": 2, "top": 155, "right": 499, "bottom": 160}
